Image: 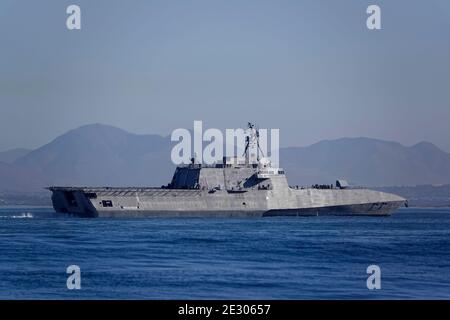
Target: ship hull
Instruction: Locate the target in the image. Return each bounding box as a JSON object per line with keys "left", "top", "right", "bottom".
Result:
{"left": 49, "top": 187, "right": 406, "bottom": 218}
{"left": 264, "top": 201, "right": 404, "bottom": 217}
{"left": 65, "top": 203, "right": 403, "bottom": 218}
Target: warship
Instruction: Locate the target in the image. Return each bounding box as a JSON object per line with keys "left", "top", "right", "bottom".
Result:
{"left": 48, "top": 123, "right": 406, "bottom": 217}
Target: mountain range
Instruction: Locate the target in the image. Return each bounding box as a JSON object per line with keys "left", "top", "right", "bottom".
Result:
{"left": 1, "top": 123, "right": 450, "bottom": 192}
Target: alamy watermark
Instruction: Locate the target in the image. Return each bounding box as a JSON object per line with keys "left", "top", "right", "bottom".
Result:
{"left": 66, "top": 265, "right": 81, "bottom": 290}
{"left": 366, "top": 265, "right": 381, "bottom": 290}
{"left": 65, "top": 4, "right": 381, "bottom": 31}
{"left": 170, "top": 121, "right": 280, "bottom": 167}
{"left": 66, "top": 5, "right": 81, "bottom": 30}
{"left": 367, "top": 5, "right": 381, "bottom": 30}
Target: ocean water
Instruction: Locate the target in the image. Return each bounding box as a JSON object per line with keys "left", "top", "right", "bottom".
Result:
{"left": 0, "top": 206, "right": 449, "bottom": 299}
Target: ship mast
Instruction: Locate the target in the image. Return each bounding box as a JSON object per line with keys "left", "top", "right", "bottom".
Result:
{"left": 243, "top": 122, "right": 265, "bottom": 164}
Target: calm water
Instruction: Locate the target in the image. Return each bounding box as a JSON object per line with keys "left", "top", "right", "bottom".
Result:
{"left": 0, "top": 207, "right": 449, "bottom": 299}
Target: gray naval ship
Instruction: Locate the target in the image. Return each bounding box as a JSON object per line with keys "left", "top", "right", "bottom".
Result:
{"left": 49, "top": 124, "right": 406, "bottom": 218}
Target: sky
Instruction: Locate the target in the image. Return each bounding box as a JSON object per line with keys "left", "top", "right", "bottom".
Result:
{"left": 1, "top": 0, "right": 450, "bottom": 151}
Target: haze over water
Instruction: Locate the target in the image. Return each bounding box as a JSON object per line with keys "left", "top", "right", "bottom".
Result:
{"left": 0, "top": 207, "right": 449, "bottom": 299}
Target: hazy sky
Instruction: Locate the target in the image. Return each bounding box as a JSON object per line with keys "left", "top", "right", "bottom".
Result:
{"left": 1, "top": 0, "right": 450, "bottom": 151}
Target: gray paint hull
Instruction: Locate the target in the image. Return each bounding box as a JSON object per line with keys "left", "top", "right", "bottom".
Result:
{"left": 264, "top": 201, "right": 404, "bottom": 217}
{"left": 49, "top": 186, "right": 406, "bottom": 218}
{"left": 64, "top": 203, "right": 403, "bottom": 218}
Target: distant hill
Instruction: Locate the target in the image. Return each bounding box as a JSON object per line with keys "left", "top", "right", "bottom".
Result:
{"left": 15, "top": 124, "right": 174, "bottom": 187}
{"left": 281, "top": 138, "right": 450, "bottom": 186}
{"left": 0, "top": 148, "right": 31, "bottom": 164}
{"left": 1, "top": 123, "right": 449, "bottom": 192}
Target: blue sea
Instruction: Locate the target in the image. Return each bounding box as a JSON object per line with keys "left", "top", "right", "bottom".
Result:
{"left": 0, "top": 207, "right": 449, "bottom": 299}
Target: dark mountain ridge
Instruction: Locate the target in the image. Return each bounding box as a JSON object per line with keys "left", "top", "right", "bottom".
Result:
{"left": 1, "top": 124, "right": 449, "bottom": 192}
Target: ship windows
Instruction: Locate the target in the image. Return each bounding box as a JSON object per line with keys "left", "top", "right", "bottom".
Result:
{"left": 102, "top": 200, "right": 113, "bottom": 207}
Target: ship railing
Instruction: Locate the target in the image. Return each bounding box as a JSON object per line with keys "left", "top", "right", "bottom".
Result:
{"left": 288, "top": 185, "right": 365, "bottom": 190}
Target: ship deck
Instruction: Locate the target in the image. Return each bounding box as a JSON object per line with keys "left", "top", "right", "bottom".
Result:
{"left": 48, "top": 186, "right": 203, "bottom": 197}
